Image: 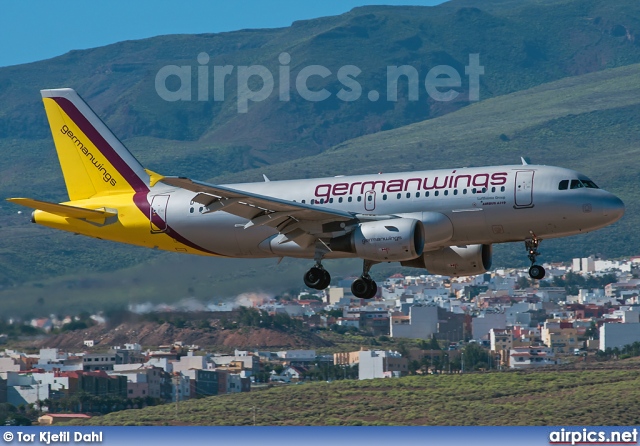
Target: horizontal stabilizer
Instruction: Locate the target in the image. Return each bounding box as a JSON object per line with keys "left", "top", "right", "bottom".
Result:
{"left": 7, "top": 198, "right": 117, "bottom": 220}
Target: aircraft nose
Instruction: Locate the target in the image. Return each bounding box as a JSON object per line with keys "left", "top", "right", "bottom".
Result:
{"left": 602, "top": 195, "right": 625, "bottom": 223}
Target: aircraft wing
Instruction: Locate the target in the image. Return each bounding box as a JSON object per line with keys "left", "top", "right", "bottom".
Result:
{"left": 161, "top": 177, "right": 356, "bottom": 247}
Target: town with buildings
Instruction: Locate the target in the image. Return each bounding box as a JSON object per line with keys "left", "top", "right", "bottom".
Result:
{"left": 1, "top": 255, "right": 640, "bottom": 424}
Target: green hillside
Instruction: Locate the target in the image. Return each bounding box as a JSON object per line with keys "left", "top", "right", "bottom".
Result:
{"left": 215, "top": 63, "right": 640, "bottom": 265}
{"left": 2, "top": 0, "right": 640, "bottom": 306}
{"left": 2, "top": 0, "right": 639, "bottom": 183}
{"left": 2, "top": 62, "right": 639, "bottom": 313}
{"left": 74, "top": 370, "right": 640, "bottom": 426}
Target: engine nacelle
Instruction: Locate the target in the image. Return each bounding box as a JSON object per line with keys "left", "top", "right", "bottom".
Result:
{"left": 331, "top": 218, "right": 424, "bottom": 262}
{"left": 401, "top": 244, "right": 492, "bottom": 276}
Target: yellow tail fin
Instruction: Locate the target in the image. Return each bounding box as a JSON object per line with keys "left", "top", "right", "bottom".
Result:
{"left": 41, "top": 88, "right": 150, "bottom": 200}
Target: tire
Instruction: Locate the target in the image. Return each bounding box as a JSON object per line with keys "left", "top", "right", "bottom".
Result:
{"left": 304, "top": 267, "right": 324, "bottom": 289}
{"left": 366, "top": 281, "right": 378, "bottom": 299}
{"left": 351, "top": 278, "right": 371, "bottom": 298}
{"left": 316, "top": 270, "right": 331, "bottom": 290}
{"left": 529, "top": 265, "right": 546, "bottom": 280}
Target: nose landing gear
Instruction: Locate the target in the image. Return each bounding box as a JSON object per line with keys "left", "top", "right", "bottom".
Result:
{"left": 351, "top": 260, "right": 379, "bottom": 299}
{"left": 525, "top": 233, "right": 545, "bottom": 280}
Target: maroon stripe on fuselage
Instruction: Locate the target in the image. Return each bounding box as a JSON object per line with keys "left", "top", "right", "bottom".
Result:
{"left": 133, "top": 192, "right": 224, "bottom": 256}
{"left": 54, "top": 96, "right": 223, "bottom": 256}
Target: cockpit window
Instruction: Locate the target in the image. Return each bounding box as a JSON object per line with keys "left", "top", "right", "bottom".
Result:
{"left": 559, "top": 178, "right": 599, "bottom": 190}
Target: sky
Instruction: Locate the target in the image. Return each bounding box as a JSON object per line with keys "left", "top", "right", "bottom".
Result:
{"left": 0, "top": 0, "right": 445, "bottom": 68}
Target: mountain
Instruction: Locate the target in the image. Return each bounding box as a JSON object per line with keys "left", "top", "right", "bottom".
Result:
{"left": 2, "top": 0, "right": 640, "bottom": 183}
{"left": 220, "top": 62, "right": 640, "bottom": 266}
{"left": 1, "top": 0, "right": 640, "bottom": 306}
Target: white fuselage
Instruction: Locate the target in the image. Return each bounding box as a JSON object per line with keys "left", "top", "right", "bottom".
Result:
{"left": 149, "top": 164, "right": 624, "bottom": 258}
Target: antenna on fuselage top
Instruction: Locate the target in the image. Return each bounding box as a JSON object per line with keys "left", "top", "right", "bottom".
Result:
{"left": 521, "top": 157, "right": 529, "bottom": 165}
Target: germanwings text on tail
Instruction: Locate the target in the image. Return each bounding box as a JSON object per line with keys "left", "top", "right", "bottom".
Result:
{"left": 7, "top": 89, "right": 625, "bottom": 298}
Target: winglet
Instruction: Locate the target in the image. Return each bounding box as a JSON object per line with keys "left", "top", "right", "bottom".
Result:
{"left": 521, "top": 157, "right": 529, "bottom": 165}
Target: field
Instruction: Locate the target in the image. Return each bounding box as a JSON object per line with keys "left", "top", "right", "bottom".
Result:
{"left": 75, "top": 369, "right": 640, "bottom": 426}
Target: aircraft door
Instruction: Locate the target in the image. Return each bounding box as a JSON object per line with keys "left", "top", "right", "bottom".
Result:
{"left": 364, "top": 190, "right": 376, "bottom": 211}
{"left": 514, "top": 170, "right": 534, "bottom": 208}
{"left": 150, "top": 194, "right": 170, "bottom": 233}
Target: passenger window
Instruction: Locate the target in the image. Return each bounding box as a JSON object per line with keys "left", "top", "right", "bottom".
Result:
{"left": 357, "top": 196, "right": 362, "bottom": 202}
{"left": 406, "top": 192, "right": 411, "bottom": 199}
{"left": 435, "top": 191, "right": 439, "bottom": 196}
{"left": 382, "top": 194, "right": 387, "bottom": 200}
{"left": 338, "top": 197, "right": 343, "bottom": 203}
{"left": 454, "top": 190, "right": 458, "bottom": 195}
{"left": 558, "top": 180, "right": 569, "bottom": 190}
{"left": 367, "top": 195, "right": 372, "bottom": 201}
{"left": 397, "top": 193, "right": 401, "bottom": 199}
{"left": 570, "top": 180, "right": 583, "bottom": 189}
{"left": 302, "top": 200, "right": 306, "bottom": 204}
{"left": 416, "top": 192, "right": 420, "bottom": 198}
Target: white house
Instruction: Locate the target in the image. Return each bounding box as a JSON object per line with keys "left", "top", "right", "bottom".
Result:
{"left": 509, "top": 346, "right": 556, "bottom": 369}
{"left": 358, "top": 350, "right": 408, "bottom": 380}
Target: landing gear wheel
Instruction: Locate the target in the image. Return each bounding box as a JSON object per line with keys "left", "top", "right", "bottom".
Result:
{"left": 304, "top": 267, "right": 331, "bottom": 290}
{"left": 317, "top": 269, "right": 331, "bottom": 290}
{"left": 367, "top": 280, "right": 378, "bottom": 299}
{"left": 304, "top": 267, "right": 324, "bottom": 289}
{"left": 351, "top": 276, "right": 378, "bottom": 299}
{"left": 351, "top": 278, "right": 370, "bottom": 298}
{"left": 529, "top": 265, "right": 546, "bottom": 280}
{"left": 524, "top": 233, "right": 545, "bottom": 280}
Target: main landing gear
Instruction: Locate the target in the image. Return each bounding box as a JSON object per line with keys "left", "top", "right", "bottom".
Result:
{"left": 525, "top": 233, "right": 546, "bottom": 280}
{"left": 351, "top": 260, "right": 378, "bottom": 299}
{"left": 303, "top": 260, "right": 379, "bottom": 299}
{"left": 304, "top": 242, "right": 332, "bottom": 290}
{"left": 303, "top": 264, "right": 331, "bottom": 290}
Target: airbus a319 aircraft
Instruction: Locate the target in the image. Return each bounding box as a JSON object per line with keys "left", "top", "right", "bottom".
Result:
{"left": 8, "top": 89, "right": 625, "bottom": 298}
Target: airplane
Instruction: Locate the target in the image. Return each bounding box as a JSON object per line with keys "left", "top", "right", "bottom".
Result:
{"left": 7, "top": 88, "right": 625, "bottom": 299}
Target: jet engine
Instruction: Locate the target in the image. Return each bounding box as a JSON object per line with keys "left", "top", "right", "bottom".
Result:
{"left": 401, "top": 244, "right": 492, "bottom": 276}
{"left": 331, "top": 218, "right": 424, "bottom": 262}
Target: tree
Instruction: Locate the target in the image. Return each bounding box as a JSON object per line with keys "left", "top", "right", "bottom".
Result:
{"left": 408, "top": 359, "right": 421, "bottom": 375}
{"left": 462, "top": 343, "right": 489, "bottom": 371}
